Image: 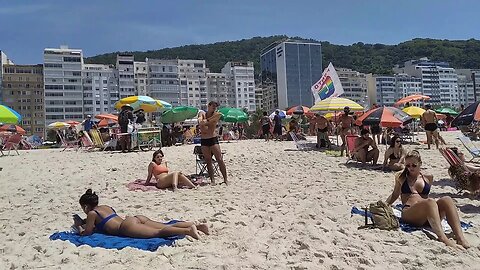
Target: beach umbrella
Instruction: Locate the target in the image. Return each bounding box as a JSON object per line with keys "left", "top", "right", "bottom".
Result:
{"left": 156, "top": 100, "right": 173, "bottom": 112}
{"left": 161, "top": 106, "right": 199, "bottom": 123}
{"left": 65, "top": 120, "right": 80, "bottom": 127}
{"left": 114, "top": 95, "right": 169, "bottom": 113}
{"left": 47, "top": 122, "right": 70, "bottom": 130}
{"left": 269, "top": 110, "right": 287, "bottom": 119}
{"left": 218, "top": 107, "right": 249, "bottom": 123}
{"left": 451, "top": 101, "right": 480, "bottom": 127}
{"left": 0, "top": 124, "right": 26, "bottom": 135}
{"left": 394, "top": 94, "right": 430, "bottom": 106}
{"left": 435, "top": 107, "right": 459, "bottom": 116}
{"left": 310, "top": 97, "right": 364, "bottom": 112}
{"left": 286, "top": 105, "right": 311, "bottom": 115}
{"left": 0, "top": 105, "right": 22, "bottom": 124}
{"left": 356, "top": 106, "right": 413, "bottom": 128}
{"left": 97, "top": 118, "right": 117, "bottom": 127}
{"left": 95, "top": 114, "right": 118, "bottom": 121}
{"left": 402, "top": 106, "right": 425, "bottom": 119}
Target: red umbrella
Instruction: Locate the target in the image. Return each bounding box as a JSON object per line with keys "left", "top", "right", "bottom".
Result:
{"left": 394, "top": 94, "right": 430, "bottom": 106}
{"left": 95, "top": 114, "right": 118, "bottom": 121}
{"left": 97, "top": 118, "right": 117, "bottom": 127}
{"left": 286, "top": 105, "right": 313, "bottom": 116}
{"left": 0, "top": 124, "right": 26, "bottom": 135}
{"left": 355, "top": 107, "right": 413, "bottom": 128}
{"left": 65, "top": 120, "right": 80, "bottom": 127}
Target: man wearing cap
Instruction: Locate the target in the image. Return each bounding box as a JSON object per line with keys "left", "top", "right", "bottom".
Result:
{"left": 198, "top": 101, "right": 228, "bottom": 185}
{"left": 82, "top": 115, "right": 95, "bottom": 134}
{"left": 119, "top": 104, "right": 134, "bottom": 152}
{"left": 339, "top": 106, "right": 354, "bottom": 156}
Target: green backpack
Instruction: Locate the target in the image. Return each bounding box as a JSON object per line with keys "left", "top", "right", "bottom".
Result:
{"left": 363, "top": 201, "right": 399, "bottom": 230}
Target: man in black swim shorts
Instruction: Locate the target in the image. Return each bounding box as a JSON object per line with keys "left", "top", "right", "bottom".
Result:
{"left": 421, "top": 104, "right": 440, "bottom": 149}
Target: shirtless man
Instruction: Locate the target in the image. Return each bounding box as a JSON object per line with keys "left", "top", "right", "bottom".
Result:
{"left": 339, "top": 106, "right": 354, "bottom": 156}
{"left": 198, "top": 101, "right": 228, "bottom": 185}
{"left": 421, "top": 104, "right": 440, "bottom": 149}
{"left": 353, "top": 129, "right": 379, "bottom": 166}
{"left": 315, "top": 114, "right": 331, "bottom": 148}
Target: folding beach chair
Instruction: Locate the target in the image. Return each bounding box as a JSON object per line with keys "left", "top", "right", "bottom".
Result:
{"left": 458, "top": 135, "right": 480, "bottom": 162}
{"left": 1, "top": 133, "right": 22, "bottom": 156}
{"left": 345, "top": 134, "right": 375, "bottom": 165}
{"left": 289, "top": 132, "right": 308, "bottom": 150}
{"left": 57, "top": 130, "right": 80, "bottom": 152}
{"left": 89, "top": 129, "right": 105, "bottom": 148}
{"left": 193, "top": 145, "right": 220, "bottom": 176}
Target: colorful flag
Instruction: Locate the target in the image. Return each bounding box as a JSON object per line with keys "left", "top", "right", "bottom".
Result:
{"left": 311, "top": 63, "right": 344, "bottom": 102}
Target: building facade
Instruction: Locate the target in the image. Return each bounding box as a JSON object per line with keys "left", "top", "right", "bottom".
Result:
{"left": 43, "top": 46, "right": 84, "bottom": 124}
{"left": 255, "top": 82, "right": 277, "bottom": 113}
{"left": 206, "top": 73, "right": 233, "bottom": 107}
{"left": 375, "top": 74, "right": 422, "bottom": 107}
{"left": 116, "top": 54, "right": 135, "bottom": 99}
{"left": 146, "top": 58, "right": 180, "bottom": 108}
{"left": 134, "top": 61, "right": 148, "bottom": 96}
{"left": 178, "top": 60, "right": 208, "bottom": 110}
{"left": 0, "top": 51, "right": 14, "bottom": 104}
{"left": 82, "top": 64, "right": 118, "bottom": 115}
{"left": 336, "top": 68, "right": 368, "bottom": 106}
{"left": 221, "top": 61, "right": 256, "bottom": 111}
{"left": 2, "top": 64, "right": 44, "bottom": 135}
{"left": 260, "top": 40, "right": 322, "bottom": 109}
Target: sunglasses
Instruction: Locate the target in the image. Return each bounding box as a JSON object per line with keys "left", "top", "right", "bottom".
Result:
{"left": 395, "top": 140, "right": 401, "bottom": 143}
{"left": 405, "top": 163, "right": 418, "bottom": 168}
{"left": 156, "top": 155, "right": 164, "bottom": 158}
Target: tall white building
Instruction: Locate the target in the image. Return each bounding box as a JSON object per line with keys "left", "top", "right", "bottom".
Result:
{"left": 43, "top": 46, "right": 84, "bottom": 124}
{"left": 146, "top": 58, "right": 180, "bottom": 107}
{"left": 375, "top": 74, "right": 422, "bottom": 106}
{"left": 206, "top": 73, "right": 232, "bottom": 107}
{"left": 82, "top": 64, "right": 118, "bottom": 115}
{"left": 178, "top": 60, "right": 208, "bottom": 110}
{"left": 456, "top": 69, "right": 480, "bottom": 106}
{"left": 134, "top": 61, "right": 148, "bottom": 96}
{"left": 336, "top": 68, "right": 368, "bottom": 106}
{"left": 116, "top": 54, "right": 135, "bottom": 99}
{"left": 0, "top": 51, "right": 14, "bottom": 104}
{"left": 221, "top": 61, "right": 256, "bottom": 112}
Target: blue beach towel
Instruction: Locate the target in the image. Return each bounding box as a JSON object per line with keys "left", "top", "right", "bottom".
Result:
{"left": 351, "top": 206, "right": 472, "bottom": 233}
{"left": 50, "top": 220, "right": 184, "bottom": 251}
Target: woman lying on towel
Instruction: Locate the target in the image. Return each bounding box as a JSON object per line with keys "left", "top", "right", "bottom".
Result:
{"left": 385, "top": 150, "right": 471, "bottom": 249}
{"left": 146, "top": 149, "right": 196, "bottom": 191}
{"left": 74, "top": 189, "right": 209, "bottom": 239}
{"left": 382, "top": 135, "right": 406, "bottom": 171}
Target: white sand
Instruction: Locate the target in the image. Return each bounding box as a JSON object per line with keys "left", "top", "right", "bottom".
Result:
{"left": 1, "top": 131, "right": 480, "bottom": 269}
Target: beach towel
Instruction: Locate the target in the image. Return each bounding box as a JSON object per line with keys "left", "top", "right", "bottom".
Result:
{"left": 126, "top": 179, "right": 160, "bottom": 191}
{"left": 351, "top": 205, "right": 472, "bottom": 233}
{"left": 50, "top": 220, "right": 184, "bottom": 251}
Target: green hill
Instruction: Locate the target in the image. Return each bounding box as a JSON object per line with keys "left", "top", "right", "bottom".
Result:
{"left": 85, "top": 36, "right": 480, "bottom": 75}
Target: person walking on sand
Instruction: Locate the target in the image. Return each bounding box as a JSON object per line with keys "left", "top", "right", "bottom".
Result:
{"left": 273, "top": 110, "right": 283, "bottom": 141}
{"left": 339, "top": 106, "right": 354, "bottom": 156}
{"left": 260, "top": 111, "right": 272, "bottom": 141}
{"left": 421, "top": 104, "right": 440, "bottom": 149}
{"left": 198, "top": 101, "right": 228, "bottom": 185}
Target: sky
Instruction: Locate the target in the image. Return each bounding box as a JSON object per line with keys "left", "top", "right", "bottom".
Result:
{"left": 1, "top": 0, "right": 480, "bottom": 64}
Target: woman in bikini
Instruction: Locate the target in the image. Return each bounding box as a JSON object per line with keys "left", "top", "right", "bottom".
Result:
{"left": 386, "top": 150, "right": 470, "bottom": 249}
{"left": 74, "top": 189, "right": 209, "bottom": 239}
{"left": 146, "top": 149, "right": 196, "bottom": 191}
{"left": 382, "top": 135, "right": 406, "bottom": 171}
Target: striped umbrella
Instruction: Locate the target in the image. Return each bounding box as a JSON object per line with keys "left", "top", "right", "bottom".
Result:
{"left": 114, "top": 96, "right": 170, "bottom": 113}
{"left": 310, "top": 97, "right": 364, "bottom": 112}
{"left": 47, "top": 122, "right": 71, "bottom": 130}
{"left": 451, "top": 101, "right": 480, "bottom": 127}
{"left": 0, "top": 124, "right": 26, "bottom": 135}
{"left": 356, "top": 106, "right": 413, "bottom": 128}
{"left": 0, "top": 105, "right": 22, "bottom": 124}
{"left": 286, "top": 105, "right": 311, "bottom": 115}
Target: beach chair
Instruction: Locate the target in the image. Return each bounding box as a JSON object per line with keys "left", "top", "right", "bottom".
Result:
{"left": 193, "top": 145, "right": 220, "bottom": 176}
{"left": 1, "top": 133, "right": 22, "bottom": 156}
{"left": 57, "top": 130, "right": 80, "bottom": 152}
{"left": 458, "top": 135, "right": 480, "bottom": 162}
{"left": 289, "top": 132, "right": 308, "bottom": 150}
{"left": 89, "top": 129, "right": 105, "bottom": 148}
{"left": 345, "top": 134, "right": 374, "bottom": 165}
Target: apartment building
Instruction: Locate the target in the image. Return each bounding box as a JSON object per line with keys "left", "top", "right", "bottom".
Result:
{"left": 2, "top": 64, "right": 44, "bottom": 135}
{"left": 206, "top": 73, "right": 233, "bottom": 107}
{"left": 221, "top": 61, "right": 256, "bottom": 112}
{"left": 116, "top": 54, "right": 135, "bottom": 99}
{"left": 134, "top": 61, "right": 148, "bottom": 96}
{"left": 82, "top": 64, "right": 118, "bottom": 115}
{"left": 255, "top": 82, "right": 277, "bottom": 113}
{"left": 178, "top": 60, "right": 208, "bottom": 110}
{"left": 336, "top": 68, "right": 368, "bottom": 106}
{"left": 375, "top": 75, "right": 422, "bottom": 106}
{"left": 146, "top": 58, "right": 180, "bottom": 107}
{"left": 0, "top": 51, "right": 14, "bottom": 104}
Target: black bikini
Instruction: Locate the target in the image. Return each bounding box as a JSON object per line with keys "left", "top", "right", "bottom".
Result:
{"left": 401, "top": 174, "right": 431, "bottom": 209}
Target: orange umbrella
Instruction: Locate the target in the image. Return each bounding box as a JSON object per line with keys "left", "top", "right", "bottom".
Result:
{"left": 66, "top": 120, "right": 80, "bottom": 127}
{"left": 0, "top": 124, "right": 26, "bottom": 135}
{"left": 97, "top": 118, "right": 117, "bottom": 127}
{"left": 394, "top": 94, "right": 430, "bottom": 106}
{"left": 286, "top": 105, "right": 312, "bottom": 115}
{"left": 355, "top": 107, "right": 413, "bottom": 128}
{"left": 95, "top": 114, "right": 118, "bottom": 121}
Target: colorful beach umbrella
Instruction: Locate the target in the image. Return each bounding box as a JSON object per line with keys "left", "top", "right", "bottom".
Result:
{"left": 95, "top": 113, "right": 118, "bottom": 121}
{"left": 355, "top": 106, "right": 413, "bottom": 128}
{"left": 47, "top": 122, "right": 71, "bottom": 130}
{"left": 0, "top": 105, "right": 22, "bottom": 124}
{"left": 435, "top": 107, "right": 459, "bottom": 116}
{"left": 451, "top": 101, "right": 480, "bottom": 127}
{"left": 402, "top": 106, "right": 425, "bottom": 119}
{"left": 161, "top": 106, "right": 199, "bottom": 123}
{"left": 218, "top": 107, "right": 249, "bottom": 123}
{"left": 156, "top": 100, "right": 173, "bottom": 112}
{"left": 114, "top": 96, "right": 169, "bottom": 113}
{"left": 286, "top": 105, "right": 311, "bottom": 115}
{"left": 310, "top": 97, "right": 364, "bottom": 112}
{"left": 0, "top": 124, "right": 26, "bottom": 135}
{"left": 394, "top": 94, "right": 430, "bottom": 106}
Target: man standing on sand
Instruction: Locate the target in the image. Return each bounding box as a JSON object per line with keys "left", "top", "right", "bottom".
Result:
{"left": 273, "top": 110, "right": 283, "bottom": 141}
{"left": 421, "top": 104, "right": 440, "bottom": 149}
{"left": 339, "top": 106, "right": 354, "bottom": 156}
{"left": 198, "top": 101, "right": 228, "bottom": 185}
{"left": 315, "top": 113, "right": 331, "bottom": 148}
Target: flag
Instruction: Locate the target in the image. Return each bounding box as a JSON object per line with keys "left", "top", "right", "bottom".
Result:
{"left": 311, "top": 63, "right": 344, "bottom": 102}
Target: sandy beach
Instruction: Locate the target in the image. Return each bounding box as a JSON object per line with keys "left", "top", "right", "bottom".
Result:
{"left": 1, "top": 131, "right": 480, "bottom": 269}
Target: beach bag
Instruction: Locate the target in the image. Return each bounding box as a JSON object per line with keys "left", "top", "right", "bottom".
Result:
{"left": 365, "top": 201, "right": 399, "bottom": 230}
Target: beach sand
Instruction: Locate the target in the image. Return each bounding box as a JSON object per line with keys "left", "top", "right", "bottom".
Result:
{"left": 1, "top": 131, "right": 480, "bottom": 269}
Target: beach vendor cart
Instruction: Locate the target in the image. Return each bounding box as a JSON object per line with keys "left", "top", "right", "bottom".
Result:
{"left": 117, "top": 126, "right": 161, "bottom": 151}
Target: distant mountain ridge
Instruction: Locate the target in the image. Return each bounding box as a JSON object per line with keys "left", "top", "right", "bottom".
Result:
{"left": 85, "top": 35, "right": 480, "bottom": 75}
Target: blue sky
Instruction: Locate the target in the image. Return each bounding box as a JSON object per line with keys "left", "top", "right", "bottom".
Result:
{"left": 1, "top": 0, "right": 480, "bottom": 64}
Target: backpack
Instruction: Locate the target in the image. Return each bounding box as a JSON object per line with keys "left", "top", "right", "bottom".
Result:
{"left": 118, "top": 110, "right": 130, "bottom": 126}
{"left": 363, "top": 201, "right": 399, "bottom": 230}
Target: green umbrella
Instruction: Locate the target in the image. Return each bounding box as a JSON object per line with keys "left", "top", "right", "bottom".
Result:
{"left": 0, "top": 105, "right": 22, "bottom": 124}
{"left": 435, "top": 107, "right": 459, "bottom": 115}
{"left": 161, "top": 106, "right": 199, "bottom": 123}
{"left": 218, "top": 107, "right": 249, "bottom": 123}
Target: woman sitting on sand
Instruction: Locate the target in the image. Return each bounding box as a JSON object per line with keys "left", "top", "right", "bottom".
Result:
{"left": 74, "top": 189, "right": 209, "bottom": 239}
{"left": 385, "top": 150, "right": 470, "bottom": 249}
{"left": 382, "top": 135, "right": 406, "bottom": 171}
{"left": 146, "top": 149, "right": 196, "bottom": 190}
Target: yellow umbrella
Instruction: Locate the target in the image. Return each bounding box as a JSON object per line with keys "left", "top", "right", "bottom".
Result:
{"left": 47, "top": 122, "right": 71, "bottom": 130}
{"left": 402, "top": 106, "right": 425, "bottom": 119}
{"left": 114, "top": 96, "right": 170, "bottom": 113}
{"left": 310, "top": 97, "right": 364, "bottom": 111}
